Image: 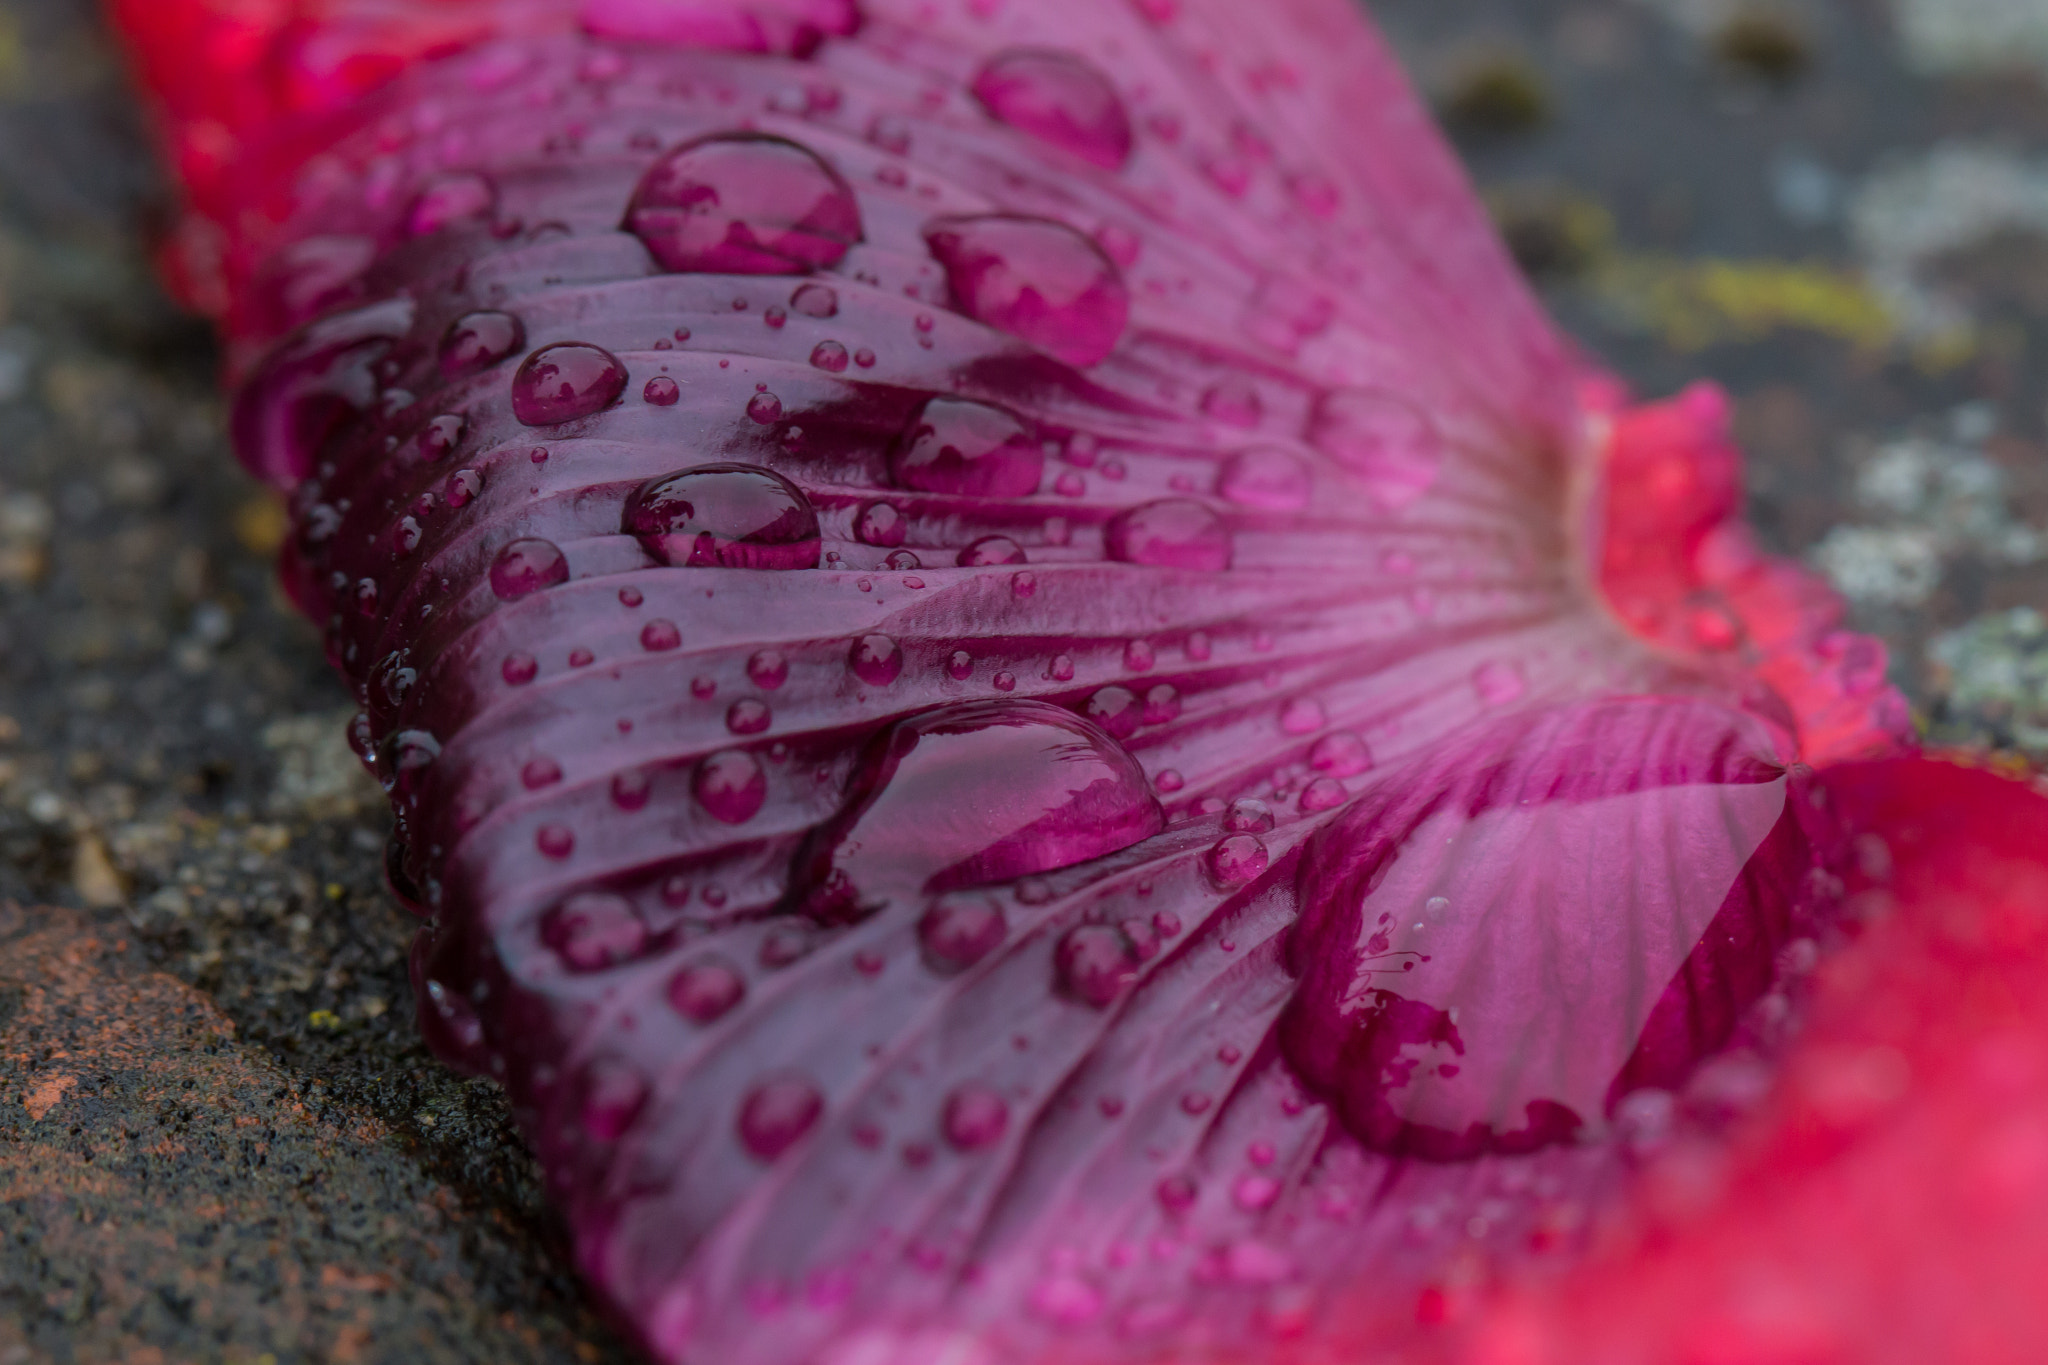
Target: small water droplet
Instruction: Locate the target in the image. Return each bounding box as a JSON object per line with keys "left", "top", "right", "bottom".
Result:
{"left": 747, "top": 650, "right": 789, "bottom": 690}
{"left": 542, "top": 892, "right": 647, "bottom": 971}
{"left": 1299, "top": 777, "right": 1347, "bottom": 812}
{"left": 727, "top": 698, "right": 772, "bottom": 734}
{"left": 891, "top": 555, "right": 923, "bottom": 575}
{"left": 738, "top": 1075, "right": 825, "bottom": 1159}
{"left": 919, "top": 899, "right": 1008, "bottom": 972}
{"left": 502, "top": 652, "right": 538, "bottom": 685}
{"left": 619, "top": 586, "right": 644, "bottom": 607}
{"left": 1154, "top": 769, "right": 1184, "bottom": 793}
{"left": 580, "top": 1062, "right": 647, "bottom": 1142}
{"left": 641, "top": 619, "right": 683, "bottom": 651}
{"left": 1473, "top": 660, "right": 1527, "bottom": 706}
{"left": 1157, "top": 1173, "right": 1198, "bottom": 1211}
{"left": 791, "top": 282, "right": 840, "bottom": 318}
{"left": 947, "top": 650, "right": 975, "bottom": 680}
{"left": 1225, "top": 799, "right": 1274, "bottom": 833}
{"left": 1308, "top": 731, "right": 1372, "bottom": 777}
{"left": 666, "top": 958, "right": 746, "bottom": 1024}
{"left": 1106, "top": 500, "right": 1231, "bottom": 571}
{"left": 393, "top": 516, "right": 423, "bottom": 556}
{"left": 970, "top": 48, "right": 1133, "bottom": 169}
{"left": 1280, "top": 697, "right": 1325, "bottom": 735}
{"left": 440, "top": 310, "right": 525, "bottom": 377}
{"left": 1217, "top": 447, "right": 1312, "bottom": 510}
{"left": 628, "top": 133, "right": 862, "bottom": 274}
{"left": 1181, "top": 1091, "right": 1214, "bottom": 1115}
{"left": 1142, "top": 684, "right": 1182, "bottom": 725}
{"left": 890, "top": 397, "right": 1044, "bottom": 496}
{"left": 1209, "top": 833, "right": 1269, "bottom": 884}
{"left": 959, "top": 536, "right": 1026, "bottom": 567}
{"left": 644, "top": 375, "right": 681, "bottom": 405}
{"left": 1308, "top": 389, "right": 1442, "bottom": 510}
{"left": 1233, "top": 1175, "right": 1281, "bottom": 1211}
{"left": 1202, "top": 376, "right": 1263, "bottom": 428}
{"left": 695, "top": 750, "right": 767, "bottom": 824}
{"left": 809, "top": 340, "right": 851, "bottom": 372}
{"left": 692, "top": 676, "right": 717, "bottom": 699}
{"left": 1123, "top": 640, "right": 1156, "bottom": 673}
{"left": 849, "top": 634, "right": 904, "bottom": 686}
{"left": 522, "top": 757, "right": 563, "bottom": 789}
{"left": 512, "top": 343, "right": 628, "bottom": 425}
{"left": 569, "top": 647, "right": 595, "bottom": 668}
{"left": 1047, "top": 653, "right": 1075, "bottom": 682}
{"left": 764, "top": 305, "right": 788, "bottom": 330}
{"left": 537, "top": 823, "right": 576, "bottom": 858}
{"left": 611, "top": 768, "right": 652, "bottom": 810}
{"left": 856, "top": 501, "right": 907, "bottom": 547}
{"left": 943, "top": 1084, "right": 1010, "bottom": 1150}
{"left": 924, "top": 215, "right": 1130, "bottom": 367}
{"left": 445, "top": 468, "right": 483, "bottom": 508}
{"left": 1084, "top": 685, "right": 1142, "bottom": 739}
{"left": 626, "top": 464, "right": 822, "bottom": 569}
{"left": 1057, "top": 923, "right": 1139, "bottom": 1007}
{"left": 747, "top": 391, "right": 785, "bottom": 423}
{"left": 490, "top": 539, "right": 570, "bottom": 599}
{"left": 1013, "top": 572, "right": 1038, "bottom": 599}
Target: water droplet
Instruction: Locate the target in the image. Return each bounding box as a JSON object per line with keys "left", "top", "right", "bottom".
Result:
{"left": 503, "top": 653, "right": 538, "bottom": 685}
{"left": 355, "top": 578, "right": 380, "bottom": 617}
{"left": 746, "top": 390, "right": 785, "bottom": 424}
{"left": 943, "top": 1084, "right": 1011, "bottom": 1150}
{"left": 919, "top": 899, "right": 1007, "bottom": 972}
{"left": 393, "top": 516, "right": 423, "bottom": 556}
{"left": 512, "top": 343, "right": 628, "bottom": 425}
{"left": 1473, "top": 661, "right": 1527, "bottom": 706}
{"left": 947, "top": 650, "right": 975, "bottom": 680}
{"left": 1186, "top": 631, "right": 1213, "bottom": 662}
{"left": 695, "top": 749, "right": 768, "bottom": 824}
{"left": 1299, "top": 778, "right": 1347, "bottom": 812}
{"left": 1225, "top": 799, "right": 1274, "bottom": 833}
{"left": 1033, "top": 1274, "right": 1105, "bottom": 1326}
{"left": 570, "top": 647, "right": 595, "bottom": 668}
{"left": 408, "top": 171, "right": 495, "bottom": 236}
{"left": 848, "top": 634, "right": 904, "bottom": 687}
{"left": 692, "top": 676, "right": 717, "bottom": 699}
{"left": 1201, "top": 376, "right": 1263, "bottom": 428}
{"left": 1057, "top": 923, "right": 1140, "bottom": 1007}
{"left": 970, "top": 48, "right": 1133, "bottom": 169}
{"left": 1106, "top": 500, "right": 1231, "bottom": 571}
{"left": 893, "top": 558, "right": 924, "bottom": 577}
{"left": 1157, "top": 1174, "right": 1198, "bottom": 1210}
{"left": 611, "top": 768, "right": 652, "bottom": 810}
{"left": 669, "top": 957, "right": 746, "bottom": 1022}
{"left": 641, "top": 618, "right": 683, "bottom": 651}
{"left": 1307, "top": 389, "right": 1442, "bottom": 510}
{"left": 1047, "top": 653, "right": 1075, "bottom": 682}
{"left": 627, "top": 133, "right": 862, "bottom": 274}
{"left": 923, "top": 215, "right": 1130, "bottom": 367}
{"left": 791, "top": 282, "right": 840, "bottom": 318}
{"left": 808, "top": 340, "right": 851, "bottom": 373}
{"left": 1209, "top": 833, "right": 1269, "bottom": 884}
{"left": 1280, "top": 697, "right": 1325, "bottom": 735}
{"left": 1155, "top": 769, "right": 1184, "bottom": 793}
{"left": 522, "top": 757, "right": 563, "bottom": 789}
{"left": 890, "top": 397, "right": 1044, "bottom": 497}
{"left": 959, "top": 536, "right": 1026, "bottom": 567}
{"left": 625, "top": 464, "right": 822, "bottom": 569}
{"left": 794, "top": 701, "right": 1163, "bottom": 924}
{"left": 1309, "top": 731, "right": 1372, "bottom": 777}
{"left": 537, "top": 823, "right": 576, "bottom": 858}
{"left": 1233, "top": 1174, "right": 1281, "bottom": 1211}
{"left": 764, "top": 305, "right": 788, "bottom": 330}
{"left": 580, "top": 1062, "right": 647, "bottom": 1142}
{"left": 618, "top": 586, "right": 645, "bottom": 608}
{"left": 1013, "top": 572, "right": 1038, "bottom": 599}
{"left": 1142, "top": 684, "right": 1182, "bottom": 725}
{"left": 445, "top": 468, "right": 483, "bottom": 507}
{"left": 738, "top": 1074, "right": 825, "bottom": 1160}
{"left": 1084, "top": 685, "right": 1142, "bottom": 739}
{"left": 727, "top": 698, "right": 772, "bottom": 734}
{"left": 993, "top": 671, "right": 1018, "bottom": 691}
{"left": 855, "top": 347, "right": 877, "bottom": 368}
{"left": 490, "top": 539, "right": 570, "bottom": 599}
{"left": 413, "top": 414, "right": 465, "bottom": 464}
{"left": 1217, "top": 447, "right": 1312, "bottom": 510}
{"left": 856, "top": 501, "right": 907, "bottom": 547}
{"left": 745, "top": 651, "right": 789, "bottom": 693}
{"left": 440, "top": 310, "right": 525, "bottom": 377}
{"left": 644, "top": 375, "right": 681, "bottom": 405}
{"left": 542, "top": 892, "right": 648, "bottom": 971}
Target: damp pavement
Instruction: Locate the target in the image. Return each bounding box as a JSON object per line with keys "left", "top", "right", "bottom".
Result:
{"left": 0, "top": 0, "right": 2042, "bottom": 1360}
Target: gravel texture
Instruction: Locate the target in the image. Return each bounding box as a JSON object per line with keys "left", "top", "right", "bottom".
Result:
{"left": 0, "top": 0, "right": 2041, "bottom": 1360}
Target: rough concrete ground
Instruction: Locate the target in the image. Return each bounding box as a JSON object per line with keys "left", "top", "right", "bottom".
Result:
{"left": 0, "top": 0, "right": 2042, "bottom": 1360}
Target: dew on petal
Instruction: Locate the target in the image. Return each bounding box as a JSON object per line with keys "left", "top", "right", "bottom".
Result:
{"left": 947, "top": 650, "right": 975, "bottom": 680}
{"left": 1218, "top": 447, "right": 1313, "bottom": 510}
{"left": 1307, "top": 389, "right": 1443, "bottom": 510}
{"left": 490, "top": 538, "right": 570, "bottom": 599}
{"left": 537, "top": 824, "right": 576, "bottom": 859}
{"left": 627, "top": 133, "right": 862, "bottom": 274}
{"left": 522, "top": 757, "right": 563, "bottom": 789}
{"left": 502, "top": 652, "right": 539, "bottom": 685}
{"left": 669, "top": 957, "right": 747, "bottom": 1023}
{"left": 512, "top": 343, "right": 628, "bottom": 425}
{"left": 1143, "top": 684, "right": 1183, "bottom": 725}
{"left": 942, "top": 1084, "right": 1011, "bottom": 1151}
{"left": 809, "top": 340, "right": 851, "bottom": 372}
{"left": 695, "top": 749, "right": 768, "bottom": 824}
{"left": 1309, "top": 731, "right": 1373, "bottom": 777}
{"left": 1299, "top": 777, "right": 1348, "bottom": 812}
{"left": 641, "top": 618, "right": 683, "bottom": 651}
{"left": 1210, "top": 833, "right": 1269, "bottom": 884}
{"left": 644, "top": 375, "right": 681, "bottom": 405}
{"left": 1106, "top": 499, "right": 1231, "bottom": 571}
{"left": 440, "top": 310, "right": 525, "bottom": 377}
{"left": 1281, "top": 697, "right": 1326, "bottom": 735}
{"left": 407, "top": 171, "right": 495, "bottom": 236}
{"left": 890, "top": 397, "right": 1044, "bottom": 497}
{"left": 924, "top": 215, "right": 1130, "bottom": 367}
{"left": 1084, "top": 685, "right": 1143, "bottom": 739}
{"left": 791, "top": 282, "right": 840, "bottom": 317}
{"left": 958, "top": 535, "right": 1026, "bottom": 567}
{"left": 541, "top": 892, "right": 648, "bottom": 972}
{"left": 1057, "top": 923, "right": 1140, "bottom": 1007}
{"left": 1225, "top": 798, "right": 1275, "bottom": 834}
{"left": 625, "top": 463, "right": 822, "bottom": 569}
{"left": 611, "top": 768, "right": 653, "bottom": 811}
{"left": 919, "top": 898, "right": 1008, "bottom": 973}
{"left": 1202, "top": 376, "right": 1263, "bottom": 428}
{"left": 970, "top": 48, "right": 1133, "bottom": 170}
{"left": 445, "top": 468, "right": 483, "bottom": 507}
{"left": 728, "top": 698, "right": 772, "bottom": 734}
{"left": 849, "top": 633, "right": 903, "bottom": 686}
{"left": 793, "top": 701, "right": 1162, "bottom": 924}
{"left": 738, "top": 1075, "right": 825, "bottom": 1160}
{"left": 856, "top": 501, "right": 907, "bottom": 547}
{"left": 747, "top": 649, "right": 790, "bottom": 690}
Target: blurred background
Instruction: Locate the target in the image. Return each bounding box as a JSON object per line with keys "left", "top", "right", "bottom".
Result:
{"left": 0, "top": 1, "right": 2041, "bottom": 1360}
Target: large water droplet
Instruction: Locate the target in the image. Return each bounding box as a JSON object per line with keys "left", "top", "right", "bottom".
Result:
{"left": 924, "top": 215, "right": 1129, "bottom": 368}
{"left": 625, "top": 463, "right": 822, "bottom": 569}
{"left": 942, "top": 1084, "right": 1011, "bottom": 1150}
{"left": 1209, "top": 834, "right": 1269, "bottom": 885}
{"left": 627, "top": 132, "right": 862, "bottom": 274}
{"left": 889, "top": 397, "right": 1044, "bottom": 497}
{"left": 1280, "top": 697, "right": 1326, "bottom": 735}
{"left": 1307, "top": 389, "right": 1443, "bottom": 511}
{"left": 791, "top": 282, "right": 840, "bottom": 318}
{"left": 695, "top": 749, "right": 768, "bottom": 824}
{"left": 958, "top": 536, "right": 1026, "bottom": 567}
{"left": 541, "top": 892, "right": 649, "bottom": 972}
{"left": 1217, "top": 447, "right": 1312, "bottom": 510}
{"left": 669, "top": 957, "right": 747, "bottom": 1023}
{"left": 792, "top": 700, "right": 1163, "bottom": 925}
{"left": 490, "top": 538, "right": 570, "bottom": 599}
{"left": 848, "top": 634, "right": 904, "bottom": 687}
{"left": 1309, "top": 731, "right": 1372, "bottom": 777}
{"left": 1105, "top": 500, "right": 1232, "bottom": 571}
{"left": 1057, "top": 923, "right": 1140, "bottom": 1007}
{"left": 918, "top": 898, "right": 1008, "bottom": 973}
{"left": 856, "top": 501, "right": 907, "bottom": 548}
{"left": 440, "top": 310, "right": 526, "bottom": 378}
{"left": 970, "top": 48, "right": 1133, "bottom": 170}
{"left": 1084, "top": 686, "right": 1142, "bottom": 740}
{"left": 738, "top": 1074, "right": 825, "bottom": 1160}
{"left": 512, "top": 343, "right": 628, "bottom": 425}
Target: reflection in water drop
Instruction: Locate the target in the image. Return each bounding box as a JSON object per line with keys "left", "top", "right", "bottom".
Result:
{"left": 970, "top": 48, "right": 1133, "bottom": 170}
{"left": 924, "top": 215, "right": 1129, "bottom": 367}
{"left": 890, "top": 397, "right": 1045, "bottom": 497}
{"left": 627, "top": 133, "right": 862, "bottom": 274}
{"left": 625, "top": 464, "right": 822, "bottom": 569}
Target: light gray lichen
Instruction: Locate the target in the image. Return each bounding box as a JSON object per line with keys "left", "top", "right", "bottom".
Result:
{"left": 1928, "top": 606, "right": 2048, "bottom": 755}
{"left": 1892, "top": 0, "right": 2048, "bottom": 77}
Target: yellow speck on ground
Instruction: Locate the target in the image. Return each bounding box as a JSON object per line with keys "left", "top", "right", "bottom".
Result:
{"left": 73, "top": 832, "right": 127, "bottom": 909}
{"left": 307, "top": 1009, "right": 343, "bottom": 1031}
{"left": 233, "top": 493, "right": 289, "bottom": 557}
{"left": 1597, "top": 255, "right": 1899, "bottom": 353}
